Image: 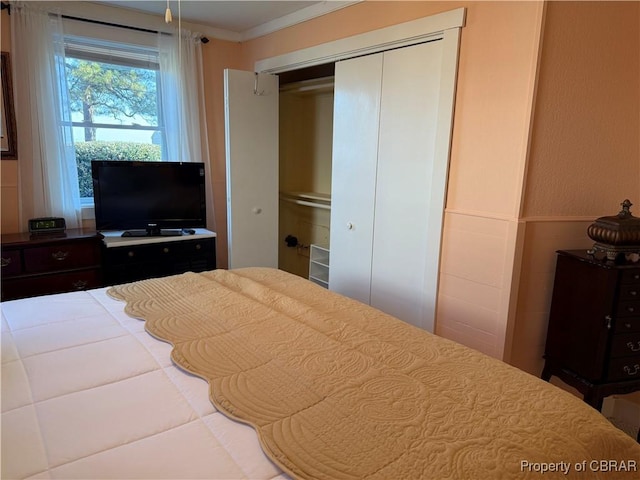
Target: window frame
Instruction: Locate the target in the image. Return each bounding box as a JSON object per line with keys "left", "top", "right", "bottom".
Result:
{"left": 57, "top": 23, "right": 169, "bottom": 213}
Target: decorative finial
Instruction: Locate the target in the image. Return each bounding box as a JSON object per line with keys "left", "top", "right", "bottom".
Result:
{"left": 618, "top": 199, "right": 633, "bottom": 218}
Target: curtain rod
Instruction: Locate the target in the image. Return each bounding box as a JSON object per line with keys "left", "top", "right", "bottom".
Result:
{"left": 0, "top": 3, "right": 209, "bottom": 43}
{"left": 61, "top": 14, "right": 209, "bottom": 44}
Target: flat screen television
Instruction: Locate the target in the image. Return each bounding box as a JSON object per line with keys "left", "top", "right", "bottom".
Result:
{"left": 92, "top": 161, "right": 206, "bottom": 237}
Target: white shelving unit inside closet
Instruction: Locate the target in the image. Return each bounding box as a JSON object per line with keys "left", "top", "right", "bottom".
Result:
{"left": 309, "top": 244, "right": 330, "bottom": 288}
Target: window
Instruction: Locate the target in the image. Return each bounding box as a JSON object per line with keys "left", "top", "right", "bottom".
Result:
{"left": 62, "top": 36, "right": 166, "bottom": 203}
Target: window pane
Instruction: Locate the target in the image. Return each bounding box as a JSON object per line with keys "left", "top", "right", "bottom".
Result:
{"left": 66, "top": 58, "right": 159, "bottom": 129}
{"left": 76, "top": 139, "right": 162, "bottom": 199}
{"left": 64, "top": 43, "right": 165, "bottom": 201}
{"left": 72, "top": 126, "right": 161, "bottom": 144}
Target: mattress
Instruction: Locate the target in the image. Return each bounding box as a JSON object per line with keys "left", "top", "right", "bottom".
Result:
{"left": 1, "top": 286, "right": 288, "bottom": 480}
{"left": 2, "top": 267, "right": 640, "bottom": 479}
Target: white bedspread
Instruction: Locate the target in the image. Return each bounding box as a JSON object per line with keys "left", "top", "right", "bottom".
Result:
{"left": 1, "top": 288, "right": 289, "bottom": 480}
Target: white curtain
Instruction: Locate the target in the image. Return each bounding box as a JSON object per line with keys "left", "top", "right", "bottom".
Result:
{"left": 11, "top": 1, "right": 81, "bottom": 230}
{"left": 158, "top": 29, "right": 216, "bottom": 232}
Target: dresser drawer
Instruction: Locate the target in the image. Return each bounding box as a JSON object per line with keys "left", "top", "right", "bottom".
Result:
{"left": 621, "top": 269, "right": 640, "bottom": 284}
{"left": 24, "top": 241, "right": 99, "bottom": 273}
{"left": 616, "top": 300, "right": 640, "bottom": 317}
{"left": 1, "top": 249, "right": 22, "bottom": 276}
{"left": 619, "top": 283, "right": 640, "bottom": 301}
{"left": 174, "top": 239, "right": 215, "bottom": 255}
{"left": 611, "top": 333, "right": 640, "bottom": 358}
{"left": 2, "top": 269, "right": 102, "bottom": 300}
{"left": 607, "top": 356, "right": 640, "bottom": 382}
{"left": 104, "top": 245, "right": 153, "bottom": 264}
{"left": 615, "top": 316, "right": 640, "bottom": 333}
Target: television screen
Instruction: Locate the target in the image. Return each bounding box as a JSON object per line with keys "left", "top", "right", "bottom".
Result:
{"left": 92, "top": 161, "right": 206, "bottom": 236}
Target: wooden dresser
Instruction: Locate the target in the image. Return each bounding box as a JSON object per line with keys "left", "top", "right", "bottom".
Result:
{"left": 542, "top": 250, "right": 640, "bottom": 410}
{"left": 1, "top": 229, "right": 103, "bottom": 301}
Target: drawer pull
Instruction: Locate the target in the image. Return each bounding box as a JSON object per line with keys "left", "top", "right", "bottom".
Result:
{"left": 51, "top": 251, "right": 69, "bottom": 261}
{"left": 625, "top": 322, "right": 633, "bottom": 329}
{"left": 626, "top": 341, "right": 640, "bottom": 352}
{"left": 163, "top": 247, "right": 170, "bottom": 254}
{"left": 72, "top": 280, "right": 88, "bottom": 290}
{"left": 623, "top": 364, "right": 640, "bottom": 376}
{"left": 195, "top": 244, "right": 201, "bottom": 250}
{"left": 605, "top": 315, "right": 612, "bottom": 329}
{"left": 627, "top": 306, "right": 636, "bottom": 314}
{"left": 1, "top": 257, "right": 12, "bottom": 267}
{"left": 631, "top": 290, "right": 638, "bottom": 296}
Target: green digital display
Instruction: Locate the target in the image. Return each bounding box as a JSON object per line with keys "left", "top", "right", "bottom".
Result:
{"left": 29, "top": 217, "right": 66, "bottom": 234}
{"left": 35, "top": 219, "right": 56, "bottom": 229}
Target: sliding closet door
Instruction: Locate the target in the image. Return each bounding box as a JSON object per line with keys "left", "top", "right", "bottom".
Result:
{"left": 328, "top": 54, "right": 383, "bottom": 304}
{"left": 369, "top": 40, "right": 444, "bottom": 331}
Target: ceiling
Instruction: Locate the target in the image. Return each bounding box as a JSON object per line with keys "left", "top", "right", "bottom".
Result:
{"left": 95, "top": 1, "right": 355, "bottom": 38}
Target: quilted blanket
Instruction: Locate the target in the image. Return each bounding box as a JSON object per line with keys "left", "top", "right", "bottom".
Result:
{"left": 108, "top": 267, "right": 640, "bottom": 479}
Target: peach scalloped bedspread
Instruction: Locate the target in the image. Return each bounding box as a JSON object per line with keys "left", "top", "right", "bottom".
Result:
{"left": 108, "top": 268, "right": 640, "bottom": 479}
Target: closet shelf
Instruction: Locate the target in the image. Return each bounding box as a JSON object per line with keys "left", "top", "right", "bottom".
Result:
{"left": 280, "top": 76, "right": 334, "bottom": 95}
{"left": 279, "top": 191, "right": 331, "bottom": 210}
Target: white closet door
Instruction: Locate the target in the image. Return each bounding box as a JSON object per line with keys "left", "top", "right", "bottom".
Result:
{"left": 328, "top": 53, "right": 383, "bottom": 304}
{"left": 224, "top": 70, "right": 279, "bottom": 268}
{"left": 329, "top": 35, "right": 458, "bottom": 333}
{"left": 370, "top": 40, "right": 444, "bottom": 331}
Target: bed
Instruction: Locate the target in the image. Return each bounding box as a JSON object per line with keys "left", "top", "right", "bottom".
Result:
{"left": 2, "top": 267, "right": 639, "bottom": 479}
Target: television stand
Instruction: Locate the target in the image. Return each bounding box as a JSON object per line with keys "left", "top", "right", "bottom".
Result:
{"left": 122, "top": 228, "right": 183, "bottom": 237}
{"left": 100, "top": 229, "right": 217, "bottom": 285}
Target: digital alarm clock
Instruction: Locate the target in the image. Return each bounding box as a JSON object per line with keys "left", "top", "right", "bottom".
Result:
{"left": 28, "top": 217, "right": 67, "bottom": 235}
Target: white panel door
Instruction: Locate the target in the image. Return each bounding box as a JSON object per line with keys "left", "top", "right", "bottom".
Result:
{"left": 370, "top": 41, "right": 444, "bottom": 331}
{"left": 224, "top": 70, "right": 279, "bottom": 269}
{"left": 328, "top": 53, "right": 383, "bottom": 304}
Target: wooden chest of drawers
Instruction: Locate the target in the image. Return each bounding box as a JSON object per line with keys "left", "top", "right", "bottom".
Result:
{"left": 542, "top": 250, "right": 640, "bottom": 409}
{"left": 1, "top": 229, "right": 103, "bottom": 301}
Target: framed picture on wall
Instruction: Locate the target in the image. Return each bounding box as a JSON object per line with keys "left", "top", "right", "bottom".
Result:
{"left": 1, "top": 51, "right": 17, "bottom": 160}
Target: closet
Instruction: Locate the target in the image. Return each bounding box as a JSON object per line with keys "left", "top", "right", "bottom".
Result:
{"left": 278, "top": 75, "right": 334, "bottom": 281}
{"left": 225, "top": 9, "right": 462, "bottom": 333}
{"left": 224, "top": 68, "right": 335, "bottom": 275}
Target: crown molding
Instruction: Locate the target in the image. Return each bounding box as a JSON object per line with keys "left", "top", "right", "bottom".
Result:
{"left": 240, "top": 1, "right": 361, "bottom": 41}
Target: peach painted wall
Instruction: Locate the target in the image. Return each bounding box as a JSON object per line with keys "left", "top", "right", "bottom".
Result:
{"left": 1, "top": 9, "right": 19, "bottom": 234}
{"left": 511, "top": 1, "right": 640, "bottom": 376}
{"left": 435, "top": 1, "right": 544, "bottom": 360}
{"left": 200, "top": 38, "right": 244, "bottom": 270}
{"left": 523, "top": 1, "right": 640, "bottom": 218}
